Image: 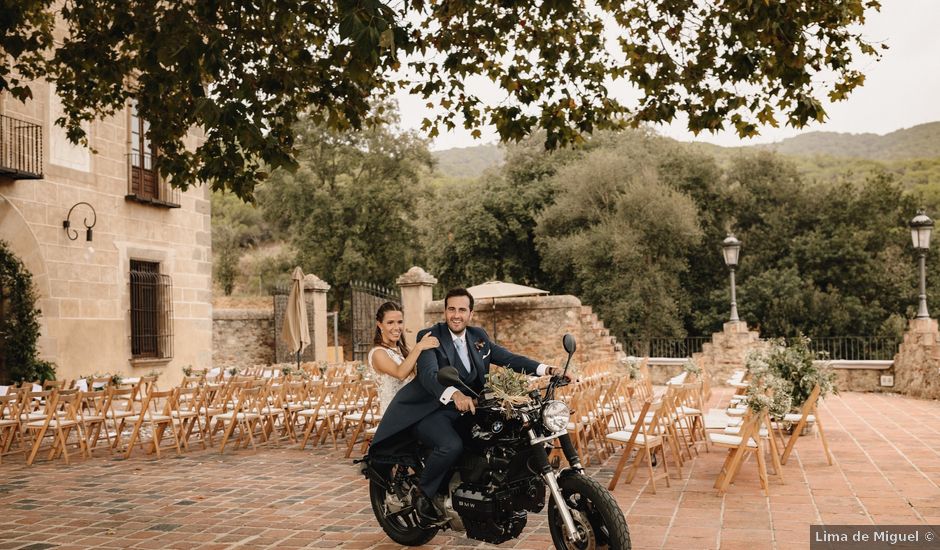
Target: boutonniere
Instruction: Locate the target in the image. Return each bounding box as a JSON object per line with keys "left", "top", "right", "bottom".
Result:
{"left": 474, "top": 339, "right": 485, "bottom": 352}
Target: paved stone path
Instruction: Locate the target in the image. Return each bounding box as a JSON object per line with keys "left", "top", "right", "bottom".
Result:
{"left": 1, "top": 389, "right": 938, "bottom": 549}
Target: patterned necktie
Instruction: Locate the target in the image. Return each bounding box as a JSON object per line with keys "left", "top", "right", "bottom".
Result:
{"left": 454, "top": 338, "right": 471, "bottom": 373}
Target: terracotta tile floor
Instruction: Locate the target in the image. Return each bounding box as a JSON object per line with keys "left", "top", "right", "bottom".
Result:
{"left": 1, "top": 389, "right": 938, "bottom": 549}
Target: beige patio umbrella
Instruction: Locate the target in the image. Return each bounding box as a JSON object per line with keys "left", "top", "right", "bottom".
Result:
{"left": 281, "top": 266, "right": 310, "bottom": 369}
{"left": 466, "top": 281, "right": 548, "bottom": 343}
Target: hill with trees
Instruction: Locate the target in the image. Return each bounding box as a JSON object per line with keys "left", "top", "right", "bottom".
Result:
{"left": 755, "top": 122, "right": 940, "bottom": 160}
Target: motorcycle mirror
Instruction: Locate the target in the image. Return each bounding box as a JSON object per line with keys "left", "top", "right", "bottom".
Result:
{"left": 563, "top": 334, "right": 576, "bottom": 354}
{"left": 437, "top": 366, "right": 462, "bottom": 387}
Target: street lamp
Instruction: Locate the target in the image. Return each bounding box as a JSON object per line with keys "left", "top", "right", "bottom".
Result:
{"left": 910, "top": 210, "right": 934, "bottom": 319}
{"left": 722, "top": 233, "right": 742, "bottom": 322}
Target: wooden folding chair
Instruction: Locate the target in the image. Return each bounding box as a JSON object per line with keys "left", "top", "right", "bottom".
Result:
{"left": 709, "top": 407, "right": 782, "bottom": 495}
{"left": 78, "top": 389, "right": 113, "bottom": 455}
{"left": 172, "top": 385, "right": 205, "bottom": 450}
{"left": 297, "top": 380, "right": 332, "bottom": 450}
{"left": 780, "top": 383, "right": 832, "bottom": 465}
{"left": 217, "top": 385, "right": 263, "bottom": 453}
{"left": 25, "top": 390, "right": 88, "bottom": 465}
{"left": 676, "top": 382, "right": 708, "bottom": 455}
{"left": 344, "top": 384, "right": 381, "bottom": 458}
{"left": 106, "top": 387, "right": 138, "bottom": 451}
{"left": 280, "top": 380, "right": 309, "bottom": 442}
{"left": 123, "top": 388, "right": 182, "bottom": 459}
{"left": 606, "top": 400, "right": 670, "bottom": 493}
{"left": 259, "top": 380, "right": 289, "bottom": 446}
{"left": 0, "top": 394, "right": 26, "bottom": 463}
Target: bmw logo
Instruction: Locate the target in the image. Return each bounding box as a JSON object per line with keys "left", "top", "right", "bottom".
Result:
{"left": 491, "top": 421, "right": 503, "bottom": 433}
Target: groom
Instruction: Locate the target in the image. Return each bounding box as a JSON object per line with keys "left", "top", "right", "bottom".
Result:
{"left": 368, "top": 288, "right": 560, "bottom": 525}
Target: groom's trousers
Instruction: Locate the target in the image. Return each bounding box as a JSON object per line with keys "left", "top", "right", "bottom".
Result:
{"left": 414, "top": 407, "right": 463, "bottom": 496}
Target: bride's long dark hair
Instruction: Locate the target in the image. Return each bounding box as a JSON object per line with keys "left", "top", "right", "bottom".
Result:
{"left": 373, "top": 301, "right": 411, "bottom": 357}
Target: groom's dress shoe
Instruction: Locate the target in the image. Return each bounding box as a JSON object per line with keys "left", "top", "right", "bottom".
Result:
{"left": 413, "top": 489, "right": 440, "bottom": 527}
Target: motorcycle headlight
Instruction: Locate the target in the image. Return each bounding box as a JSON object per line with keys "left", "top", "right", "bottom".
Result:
{"left": 542, "top": 400, "right": 570, "bottom": 433}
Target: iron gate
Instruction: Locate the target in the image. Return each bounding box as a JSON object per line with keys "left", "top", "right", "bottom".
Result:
{"left": 351, "top": 281, "right": 401, "bottom": 362}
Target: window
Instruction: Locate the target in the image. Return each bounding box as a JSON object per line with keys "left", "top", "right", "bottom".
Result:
{"left": 126, "top": 102, "right": 180, "bottom": 207}
{"left": 129, "top": 102, "right": 158, "bottom": 201}
{"left": 129, "top": 260, "right": 174, "bottom": 359}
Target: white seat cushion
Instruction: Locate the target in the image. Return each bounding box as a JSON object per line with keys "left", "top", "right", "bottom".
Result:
{"left": 126, "top": 414, "right": 171, "bottom": 422}
{"left": 783, "top": 413, "right": 815, "bottom": 423}
{"left": 708, "top": 433, "right": 758, "bottom": 448}
{"left": 27, "top": 419, "right": 77, "bottom": 428}
{"left": 724, "top": 425, "right": 769, "bottom": 437}
{"left": 606, "top": 430, "right": 662, "bottom": 446}
{"left": 726, "top": 408, "right": 746, "bottom": 417}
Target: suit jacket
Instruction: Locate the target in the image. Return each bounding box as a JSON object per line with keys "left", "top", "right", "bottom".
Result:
{"left": 369, "top": 322, "right": 540, "bottom": 455}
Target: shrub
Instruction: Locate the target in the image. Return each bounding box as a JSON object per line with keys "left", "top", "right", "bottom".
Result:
{"left": 0, "top": 240, "right": 57, "bottom": 383}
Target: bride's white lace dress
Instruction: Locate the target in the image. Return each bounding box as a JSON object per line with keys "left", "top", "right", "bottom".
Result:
{"left": 368, "top": 346, "right": 413, "bottom": 414}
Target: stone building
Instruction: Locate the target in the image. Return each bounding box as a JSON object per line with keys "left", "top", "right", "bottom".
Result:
{"left": 0, "top": 79, "right": 212, "bottom": 386}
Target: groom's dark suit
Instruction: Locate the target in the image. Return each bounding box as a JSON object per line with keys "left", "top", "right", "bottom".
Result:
{"left": 369, "top": 322, "right": 540, "bottom": 496}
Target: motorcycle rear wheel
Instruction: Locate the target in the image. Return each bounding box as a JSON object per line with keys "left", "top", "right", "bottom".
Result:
{"left": 547, "top": 474, "right": 631, "bottom": 550}
{"left": 369, "top": 470, "right": 439, "bottom": 546}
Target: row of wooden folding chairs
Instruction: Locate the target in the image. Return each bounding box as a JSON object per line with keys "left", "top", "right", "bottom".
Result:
{"left": 604, "top": 380, "right": 711, "bottom": 493}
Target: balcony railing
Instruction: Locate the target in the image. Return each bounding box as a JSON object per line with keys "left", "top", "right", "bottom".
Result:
{"left": 807, "top": 336, "right": 900, "bottom": 361}
{"left": 126, "top": 153, "right": 181, "bottom": 207}
{"left": 0, "top": 114, "right": 43, "bottom": 179}
{"left": 622, "top": 337, "right": 710, "bottom": 358}
{"left": 623, "top": 335, "right": 901, "bottom": 361}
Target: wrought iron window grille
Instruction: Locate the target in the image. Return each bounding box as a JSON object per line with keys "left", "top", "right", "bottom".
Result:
{"left": 129, "top": 260, "right": 174, "bottom": 360}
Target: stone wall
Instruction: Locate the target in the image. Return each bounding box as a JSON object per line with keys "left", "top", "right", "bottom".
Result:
{"left": 424, "top": 295, "right": 623, "bottom": 366}
{"left": 893, "top": 318, "right": 940, "bottom": 400}
{"left": 212, "top": 309, "right": 275, "bottom": 368}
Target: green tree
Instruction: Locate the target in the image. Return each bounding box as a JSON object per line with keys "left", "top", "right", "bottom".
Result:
{"left": 419, "top": 133, "right": 594, "bottom": 290}
{"left": 4, "top": 0, "right": 883, "bottom": 199}
{"left": 210, "top": 190, "right": 271, "bottom": 295}
{"left": 0, "top": 240, "right": 56, "bottom": 383}
{"left": 535, "top": 134, "right": 703, "bottom": 340}
{"left": 257, "top": 108, "right": 433, "bottom": 303}
{"left": 692, "top": 158, "right": 920, "bottom": 338}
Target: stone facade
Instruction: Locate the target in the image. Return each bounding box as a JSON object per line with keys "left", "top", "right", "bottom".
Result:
{"left": 423, "top": 294, "right": 624, "bottom": 366}
{"left": 0, "top": 80, "right": 212, "bottom": 387}
{"left": 893, "top": 317, "right": 940, "bottom": 400}
{"left": 212, "top": 309, "right": 275, "bottom": 368}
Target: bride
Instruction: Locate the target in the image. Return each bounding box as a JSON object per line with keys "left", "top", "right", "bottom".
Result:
{"left": 368, "top": 301, "right": 439, "bottom": 414}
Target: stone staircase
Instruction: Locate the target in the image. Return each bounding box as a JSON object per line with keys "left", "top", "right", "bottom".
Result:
{"left": 576, "top": 305, "right": 627, "bottom": 364}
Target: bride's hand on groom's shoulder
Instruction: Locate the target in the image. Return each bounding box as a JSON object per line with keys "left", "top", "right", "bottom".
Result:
{"left": 416, "top": 333, "right": 439, "bottom": 351}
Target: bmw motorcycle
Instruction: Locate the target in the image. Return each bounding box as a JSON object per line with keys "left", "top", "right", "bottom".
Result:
{"left": 359, "top": 334, "right": 631, "bottom": 549}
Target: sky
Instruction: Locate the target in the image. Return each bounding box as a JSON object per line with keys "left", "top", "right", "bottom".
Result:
{"left": 395, "top": 1, "right": 940, "bottom": 151}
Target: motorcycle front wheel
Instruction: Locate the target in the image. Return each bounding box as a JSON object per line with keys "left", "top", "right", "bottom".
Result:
{"left": 368, "top": 465, "right": 439, "bottom": 546}
{"left": 547, "top": 474, "right": 631, "bottom": 550}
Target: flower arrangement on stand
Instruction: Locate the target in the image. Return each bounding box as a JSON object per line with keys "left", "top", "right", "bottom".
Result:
{"left": 618, "top": 358, "right": 640, "bottom": 380}
{"left": 681, "top": 358, "right": 702, "bottom": 380}
{"left": 745, "top": 334, "right": 836, "bottom": 434}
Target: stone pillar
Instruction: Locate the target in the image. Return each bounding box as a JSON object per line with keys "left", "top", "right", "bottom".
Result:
{"left": 304, "top": 274, "right": 331, "bottom": 361}
{"left": 396, "top": 266, "right": 437, "bottom": 348}
{"left": 893, "top": 317, "right": 940, "bottom": 399}
{"left": 692, "top": 321, "right": 767, "bottom": 385}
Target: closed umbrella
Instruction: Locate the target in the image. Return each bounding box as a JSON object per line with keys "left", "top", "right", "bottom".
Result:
{"left": 466, "top": 281, "right": 548, "bottom": 343}
{"left": 282, "top": 267, "right": 310, "bottom": 369}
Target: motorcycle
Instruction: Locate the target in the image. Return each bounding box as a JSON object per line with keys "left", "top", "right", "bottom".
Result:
{"left": 359, "top": 334, "right": 631, "bottom": 549}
